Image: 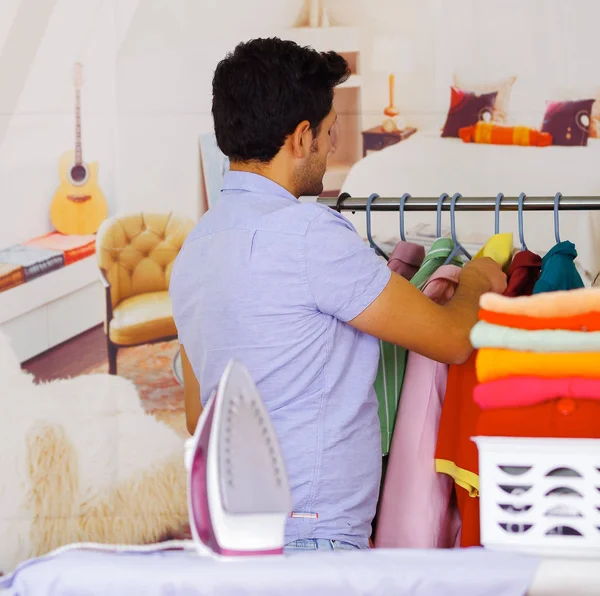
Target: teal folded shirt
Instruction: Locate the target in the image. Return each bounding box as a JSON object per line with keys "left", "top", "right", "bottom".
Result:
{"left": 470, "top": 320, "right": 600, "bottom": 352}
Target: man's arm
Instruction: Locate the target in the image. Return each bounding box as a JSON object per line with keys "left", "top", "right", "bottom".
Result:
{"left": 349, "top": 258, "right": 505, "bottom": 365}
{"left": 180, "top": 343, "right": 203, "bottom": 435}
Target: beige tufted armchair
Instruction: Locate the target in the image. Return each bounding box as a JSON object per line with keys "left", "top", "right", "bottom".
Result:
{"left": 96, "top": 212, "right": 195, "bottom": 374}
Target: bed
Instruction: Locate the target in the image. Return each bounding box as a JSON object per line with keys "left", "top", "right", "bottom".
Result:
{"left": 341, "top": 131, "right": 600, "bottom": 283}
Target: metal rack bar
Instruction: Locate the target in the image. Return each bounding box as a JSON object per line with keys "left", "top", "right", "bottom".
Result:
{"left": 317, "top": 195, "right": 600, "bottom": 212}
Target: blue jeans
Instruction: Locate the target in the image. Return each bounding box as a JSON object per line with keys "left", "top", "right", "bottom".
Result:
{"left": 284, "top": 539, "right": 360, "bottom": 553}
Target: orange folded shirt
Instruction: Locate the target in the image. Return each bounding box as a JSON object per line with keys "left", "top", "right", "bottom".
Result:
{"left": 478, "top": 309, "right": 600, "bottom": 331}
{"left": 476, "top": 349, "right": 600, "bottom": 383}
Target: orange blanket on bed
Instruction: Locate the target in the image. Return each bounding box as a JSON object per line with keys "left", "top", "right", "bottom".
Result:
{"left": 459, "top": 121, "right": 552, "bottom": 146}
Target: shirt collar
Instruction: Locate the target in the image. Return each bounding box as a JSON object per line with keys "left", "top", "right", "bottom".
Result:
{"left": 425, "top": 263, "right": 462, "bottom": 285}
{"left": 423, "top": 237, "right": 462, "bottom": 265}
{"left": 542, "top": 240, "right": 578, "bottom": 264}
{"left": 222, "top": 170, "right": 298, "bottom": 203}
{"left": 421, "top": 264, "right": 462, "bottom": 297}
{"left": 389, "top": 241, "right": 426, "bottom": 267}
{"left": 509, "top": 250, "right": 542, "bottom": 274}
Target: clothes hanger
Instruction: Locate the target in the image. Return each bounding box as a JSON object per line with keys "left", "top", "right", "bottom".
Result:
{"left": 554, "top": 192, "right": 562, "bottom": 244}
{"left": 518, "top": 192, "right": 527, "bottom": 251}
{"left": 443, "top": 193, "right": 472, "bottom": 265}
{"left": 436, "top": 193, "right": 449, "bottom": 238}
{"left": 399, "top": 193, "right": 411, "bottom": 242}
{"left": 494, "top": 192, "right": 503, "bottom": 235}
{"left": 335, "top": 192, "right": 351, "bottom": 213}
{"left": 366, "top": 192, "right": 388, "bottom": 259}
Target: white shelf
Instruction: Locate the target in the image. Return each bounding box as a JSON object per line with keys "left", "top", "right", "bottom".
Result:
{"left": 0, "top": 255, "right": 104, "bottom": 362}
{"left": 0, "top": 256, "right": 100, "bottom": 323}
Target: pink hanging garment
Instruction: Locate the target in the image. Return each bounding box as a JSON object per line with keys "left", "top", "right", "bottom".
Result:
{"left": 375, "top": 265, "right": 462, "bottom": 549}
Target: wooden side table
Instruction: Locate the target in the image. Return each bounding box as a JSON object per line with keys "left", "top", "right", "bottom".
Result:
{"left": 361, "top": 126, "right": 417, "bottom": 157}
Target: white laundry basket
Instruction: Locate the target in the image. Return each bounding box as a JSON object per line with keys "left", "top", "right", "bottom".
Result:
{"left": 473, "top": 436, "right": 600, "bottom": 558}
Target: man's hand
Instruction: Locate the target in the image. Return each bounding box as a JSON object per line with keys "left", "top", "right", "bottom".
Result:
{"left": 461, "top": 257, "right": 508, "bottom": 295}
{"left": 349, "top": 257, "right": 508, "bottom": 365}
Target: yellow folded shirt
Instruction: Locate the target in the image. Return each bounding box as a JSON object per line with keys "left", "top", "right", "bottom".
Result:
{"left": 476, "top": 348, "right": 600, "bottom": 383}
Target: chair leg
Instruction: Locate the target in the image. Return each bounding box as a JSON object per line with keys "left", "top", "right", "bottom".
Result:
{"left": 107, "top": 338, "right": 118, "bottom": 375}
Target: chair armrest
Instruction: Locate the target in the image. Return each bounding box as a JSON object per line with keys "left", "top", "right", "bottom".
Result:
{"left": 99, "top": 268, "right": 114, "bottom": 325}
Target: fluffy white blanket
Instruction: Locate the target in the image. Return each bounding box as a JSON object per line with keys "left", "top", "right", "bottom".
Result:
{"left": 0, "top": 331, "right": 188, "bottom": 573}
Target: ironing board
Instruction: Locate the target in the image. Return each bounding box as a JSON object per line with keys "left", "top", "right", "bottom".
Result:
{"left": 0, "top": 546, "right": 545, "bottom": 596}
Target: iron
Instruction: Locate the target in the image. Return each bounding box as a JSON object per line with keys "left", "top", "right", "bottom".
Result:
{"left": 185, "top": 360, "right": 292, "bottom": 557}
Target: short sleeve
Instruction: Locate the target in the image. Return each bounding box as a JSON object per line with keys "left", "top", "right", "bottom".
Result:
{"left": 305, "top": 210, "right": 392, "bottom": 322}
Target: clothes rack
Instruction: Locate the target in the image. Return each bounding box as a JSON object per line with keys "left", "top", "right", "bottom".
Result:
{"left": 317, "top": 195, "right": 600, "bottom": 212}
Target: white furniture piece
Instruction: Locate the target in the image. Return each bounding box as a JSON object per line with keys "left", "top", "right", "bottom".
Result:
{"left": 0, "top": 256, "right": 104, "bottom": 363}
{"left": 281, "top": 26, "right": 363, "bottom": 192}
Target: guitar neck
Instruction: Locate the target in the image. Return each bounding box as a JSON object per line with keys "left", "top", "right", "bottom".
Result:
{"left": 75, "top": 88, "right": 82, "bottom": 165}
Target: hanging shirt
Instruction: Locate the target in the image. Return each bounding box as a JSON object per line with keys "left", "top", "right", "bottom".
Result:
{"left": 170, "top": 171, "right": 391, "bottom": 549}
{"left": 387, "top": 241, "right": 426, "bottom": 279}
{"left": 434, "top": 233, "right": 532, "bottom": 548}
{"left": 376, "top": 265, "right": 462, "bottom": 549}
{"left": 470, "top": 321, "right": 600, "bottom": 352}
{"left": 410, "top": 237, "right": 463, "bottom": 290}
{"left": 473, "top": 232, "right": 514, "bottom": 271}
{"left": 374, "top": 240, "right": 425, "bottom": 456}
{"left": 533, "top": 240, "right": 585, "bottom": 293}
{"left": 502, "top": 250, "right": 542, "bottom": 297}
{"left": 374, "top": 238, "right": 462, "bottom": 455}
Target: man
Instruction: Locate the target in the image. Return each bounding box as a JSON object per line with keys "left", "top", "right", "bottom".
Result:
{"left": 169, "top": 38, "right": 506, "bottom": 553}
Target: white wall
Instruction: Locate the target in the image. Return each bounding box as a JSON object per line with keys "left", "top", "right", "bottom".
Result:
{"left": 320, "top": 0, "right": 600, "bottom": 277}
{"left": 326, "top": 0, "right": 600, "bottom": 130}
{"left": 115, "top": 0, "right": 305, "bottom": 220}
{"left": 2, "top": 0, "right": 600, "bottom": 248}
{"left": 0, "top": 0, "right": 304, "bottom": 249}
{"left": 0, "top": 0, "right": 117, "bottom": 248}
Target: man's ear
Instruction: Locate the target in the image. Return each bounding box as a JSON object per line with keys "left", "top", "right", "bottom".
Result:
{"left": 289, "top": 120, "right": 313, "bottom": 159}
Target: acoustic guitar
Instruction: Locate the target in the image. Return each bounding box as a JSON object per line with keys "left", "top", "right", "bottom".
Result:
{"left": 50, "top": 62, "right": 108, "bottom": 235}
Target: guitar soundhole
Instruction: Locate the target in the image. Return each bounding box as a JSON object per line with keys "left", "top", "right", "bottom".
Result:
{"left": 70, "top": 164, "right": 87, "bottom": 183}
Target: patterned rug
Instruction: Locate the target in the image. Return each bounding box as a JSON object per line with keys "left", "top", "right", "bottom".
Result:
{"left": 84, "top": 340, "right": 187, "bottom": 437}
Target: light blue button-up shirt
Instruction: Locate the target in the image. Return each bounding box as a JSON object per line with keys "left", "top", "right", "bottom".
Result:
{"left": 170, "top": 171, "right": 391, "bottom": 547}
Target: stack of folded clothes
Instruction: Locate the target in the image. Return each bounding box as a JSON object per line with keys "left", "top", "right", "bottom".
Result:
{"left": 470, "top": 288, "right": 600, "bottom": 441}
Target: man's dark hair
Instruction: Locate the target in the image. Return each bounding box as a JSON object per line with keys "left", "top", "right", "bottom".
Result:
{"left": 212, "top": 37, "right": 349, "bottom": 163}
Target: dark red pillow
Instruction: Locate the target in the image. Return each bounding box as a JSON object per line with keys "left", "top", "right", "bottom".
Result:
{"left": 441, "top": 86, "right": 498, "bottom": 138}
{"left": 541, "top": 99, "right": 595, "bottom": 146}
